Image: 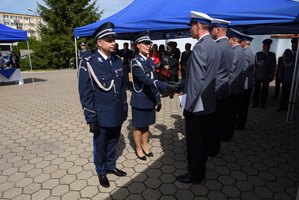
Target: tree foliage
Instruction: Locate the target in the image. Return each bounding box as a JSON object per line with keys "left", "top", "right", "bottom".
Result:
{"left": 33, "top": 0, "right": 102, "bottom": 69}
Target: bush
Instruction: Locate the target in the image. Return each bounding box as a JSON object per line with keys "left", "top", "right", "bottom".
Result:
{"left": 19, "top": 54, "right": 39, "bottom": 71}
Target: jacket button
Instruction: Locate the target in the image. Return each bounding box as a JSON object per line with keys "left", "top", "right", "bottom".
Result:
{"left": 98, "top": 109, "right": 100, "bottom": 111}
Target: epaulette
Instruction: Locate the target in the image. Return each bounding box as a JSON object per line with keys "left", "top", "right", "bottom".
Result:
{"left": 85, "top": 54, "right": 95, "bottom": 62}
{"left": 112, "top": 53, "right": 121, "bottom": 59}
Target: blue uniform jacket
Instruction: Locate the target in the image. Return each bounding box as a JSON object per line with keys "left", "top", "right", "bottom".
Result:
{"left": 130, "top": 54, "right": 167, "bottom": 109}
{"left": 78, "top": 50, "right": 128, "bottom": 127}
{"left": 255, "top": 51, "right": 276, "bottom": 81}
{"left": 229, "top": 44, "right": 245, "bottom": 94}
{"left": 179, "top": 34, "right": 221, "bottom": 115}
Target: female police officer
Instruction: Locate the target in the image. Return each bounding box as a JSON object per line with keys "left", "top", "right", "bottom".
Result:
{"left": 130, "top": 32, "right": 178, "bottom": 160}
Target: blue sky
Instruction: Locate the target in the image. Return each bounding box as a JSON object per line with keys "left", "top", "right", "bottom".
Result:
{"left": 1, "top": 0, "right": 134, "bottom": 20}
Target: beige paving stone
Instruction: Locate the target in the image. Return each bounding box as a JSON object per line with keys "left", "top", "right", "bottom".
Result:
{"left": 0, "top": 181, "right": 14, "bottom": 193}
{"left": 61, "top": 191, "right": 81, "bottom": 200}
{"left": 23, "top": 183, "right": 42, "bottom": 194}
{"left": 32, "top": 189, "right": 50, "bottom": 200}
{"left": 76, "top": 170, "right": 93, "bottom": 180}
{"left": 60, "top": 174, "right": 77, "bottom": 185}
{"left": 18, "top": 164, "right": 35, "bottom": 174}
{"left": 70, "top": 179, "right": 87, "bottom": 191}
{"left": 2, "top": 188, "right": 23, "bottom": 199}
{"left": 42, "top": 179, "right": 60, "bottom": 189}
{"left": 12, "top": 194, "right": 32, "bottom": 200}
{"left": 51, "top": 169, "right": 67, "bottom": 179}
{"left": 80, "top": 186, "right": 99, "bottom": 198}
{"left": 51, "top": 185, "right": 69, "bottom": 196}
{"left": 8, "top": 172, "right": 25, "bottom": 182}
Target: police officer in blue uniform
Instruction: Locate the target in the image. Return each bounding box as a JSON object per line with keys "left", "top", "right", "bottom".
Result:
{"left": 177, "top": 11, "right": 221, "bottom": 183}
{"left": 209, "top": 18, "right": 234, "bottom": 156}
{"left": 130, "top": 32, "right": 179, "bottom": 160}
{"left": 84, "top": 43, "right": 96, "bottom": 59}
{"left": 78, "top": 22, "right": 128, "bottom": 188}
{"left": 78, "top": 41, "right": 86, "bottom": 63}
{"left": 236, "top": 34, "right": 255, "bottom": 130}
{"left": 252, "top": 39, "right": 276, "bottom": 109}
{"left": 277, "top": 38, "right": 298, "bottom": 111}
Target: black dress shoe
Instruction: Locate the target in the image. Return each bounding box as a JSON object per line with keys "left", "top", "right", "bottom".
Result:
{"left": 271, "top": 96, "right": 278, "bottom": 99}
{"left": 135, "top": 152, "right": 146, "bottom": 160}
{"left": 107, "top": 168, "right": 127, "bottom": 176}
{"left": 98, "top": 174, "right": 109, "bottom": 188}
{"left": 142, "top": 149, "right": 154, "bottom": 157}
{"left": 176, "top": 173, "right": 204, "bottom": 183}
{"left": 260, "top": 105, "right": 266, "bottom": 109}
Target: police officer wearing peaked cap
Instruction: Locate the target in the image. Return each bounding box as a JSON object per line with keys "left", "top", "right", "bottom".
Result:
{"left": 177, "top": 11, "right": 221, "bottom": 183}
{"left": 78, "top": 22, "right": 128, "bottom": 188}
{"left": 209, "top": 18, "right": 234, "bottom": 156}
{"left": 130, "top": 32, "right": 179, "bottom": 161}
{"left": 220, "top": 28, "right": 245, "bottom": 141}
{"left": 252, "top": 38, "right": 276, "bottom": 109}
{"left": 78, "top": 41, "right": 86, "bottom": 63}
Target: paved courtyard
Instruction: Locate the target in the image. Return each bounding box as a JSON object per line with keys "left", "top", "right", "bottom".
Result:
{"left": 0, "top": 69, "right": 298, "bottom": 200}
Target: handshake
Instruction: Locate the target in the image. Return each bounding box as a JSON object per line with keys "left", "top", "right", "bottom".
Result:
{"left": 166, "top": 81, "right": 181, "bottom": 93}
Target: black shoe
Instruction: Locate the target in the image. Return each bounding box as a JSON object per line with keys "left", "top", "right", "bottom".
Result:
{"left": 142, "top": 149, "right": 154, "bottom": 157}
{"left": 252, "top": 104, "right": 258, "bottom": 108}
{"left": 135, "top": 152, "right": 146, "bottom": 160}
{"left": 161, "top": 94, "right": 168, "bottom": 98}
{"left": 107, "top": 168, "right": 127, "bottom": 176}
{"left": 176, "top": 173, "right": 204, "bottom": 183}
{"left": 260, "top": 105, "right": 266, "bottom": 109}
{"left": 98, "top": 174, "right": 109, "bottom": 188}
{"left": 271, "top": 96, "right": 278, "bottom": 99}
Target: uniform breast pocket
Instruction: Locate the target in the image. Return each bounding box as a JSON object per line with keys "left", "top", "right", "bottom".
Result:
{"left": 116, "top": 69, "right": 124, "bottom": 78}
{"left": 97, "top": 74, "right": 113, "bottom": 87}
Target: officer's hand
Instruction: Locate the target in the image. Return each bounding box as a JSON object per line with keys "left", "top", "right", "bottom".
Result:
{"left": 89, "top": 121, "right": 100, "bottom": 133}
{"left": 167, "top": 82, "right": 179, "bottom": 92}
{"left": 124, "top": 110, "right": 128, "bottom": 121}
{"left": 183, "top": 109, "right": 192, "bottom": 117}
{"left": 156, "top": 103, "right": 162, "bottom": 112}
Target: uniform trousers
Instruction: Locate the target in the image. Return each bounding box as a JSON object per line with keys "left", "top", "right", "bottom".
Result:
{"left": 273, "top": 78, "right": 282, "bottom": 98}
{"left": 93, "top": 126, "right": 121, "bottom": 175}
{"left": 236, "top": 88, "right": 253, "bottom": 129}
{"left": 222, "top": 94, "right": 241, "bottom": 140}
{"left": 253, "top": 79, "right": 270, "bottom": 107}
{"left": 185, "top": 112, "right": 215, "bottom": 179}
{"left": 279, "top": 83, "right": 292, "bottom": 110}
{"left": 209, "top": 96, "right": 231, "bottom": 155}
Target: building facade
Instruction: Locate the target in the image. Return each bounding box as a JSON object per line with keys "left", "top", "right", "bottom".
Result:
{"left": 0, "top": 12, "right": 44, "bottom": 40}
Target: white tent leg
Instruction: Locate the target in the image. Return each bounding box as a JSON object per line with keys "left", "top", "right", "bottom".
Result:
{"left": 27, "top": 41, "right": 35, "bottom": 86}
{"left": 286, "top": 40, "right": 299, "bottom": 124}
{"left": 75, "top": 37, "right": 78, "bottom": 74}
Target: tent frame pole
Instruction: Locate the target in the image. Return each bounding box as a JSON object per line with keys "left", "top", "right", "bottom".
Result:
{"left": 75, "top": 37, "right": 78, "bottom": 73}
{"left": 286, "top": 39, "right": 299, "bottom": 124}
{"left": 27, "top": 41, "right": 34, "bottom": 86}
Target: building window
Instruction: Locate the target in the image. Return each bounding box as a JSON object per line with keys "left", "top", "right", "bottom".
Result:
{"left": 4, "top": 22, "right": 10, "bottom": 25}
{"left": 4, "top": 15, "right": 9, "bottom": 18}
{"left": 18, "top": 16, "right": 23, "bottom": 20}
{"left": 25, "top": 17, "right": 29, "bottom": 20}
{"left": 18, "top": 23, "right": 23, "bottom": 27}
{"left": 11, "top": 23, "right": 17, "bottom": 26}
{"left": 10, "top": 16, "right": 17, "bottom": 19}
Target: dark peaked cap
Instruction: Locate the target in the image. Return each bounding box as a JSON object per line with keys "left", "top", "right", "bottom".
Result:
{"left": 262, "top": 39, "right": 273, "bottom": 44}
{"left": 291, "top": 38, "right": 298, "bottom": 44}
{"left": 133, "top": 32, "right": 152, "bottom": 44}
{"left": 92, "top": 22, "right": 117, "bottom": 39}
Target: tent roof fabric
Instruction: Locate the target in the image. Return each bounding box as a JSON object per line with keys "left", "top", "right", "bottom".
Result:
{"left": 74, "top": 0, "right": 299, "bottom": 39}
{"left": 0, "top": 23, "right": 28, "bottom": 43}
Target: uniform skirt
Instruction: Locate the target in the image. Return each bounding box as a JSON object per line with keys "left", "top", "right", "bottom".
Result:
{"left": 132, "top": 107, "right": 155, "bottom": 127}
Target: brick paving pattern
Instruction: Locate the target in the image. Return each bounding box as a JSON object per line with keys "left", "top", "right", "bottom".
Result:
{"left": 0, "top": 69, "right": 298, "bottom": 200}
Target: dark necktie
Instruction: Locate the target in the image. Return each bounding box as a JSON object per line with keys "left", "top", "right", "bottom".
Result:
{"left": 107, "top": 58, "right": 112, "bottom": 67}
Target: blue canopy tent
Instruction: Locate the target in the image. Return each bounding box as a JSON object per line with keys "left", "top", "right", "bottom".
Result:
{"left": 74, "top": 0, "right": 299, "bottom": 123}
{"left": 0, "top": 23, "right": 34, "bottom": 85}
{"left": 74, "top": 0, "right": 299, "bottom": 39}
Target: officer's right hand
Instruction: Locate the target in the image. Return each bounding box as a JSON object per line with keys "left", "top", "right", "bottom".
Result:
{"left": 167, "top": 82, "right": 179, "bottom": 92}
{"left": 89, "top": 121, "right": 100, "bottom": 133}
{"left": 156, "top": 103, "right": 162, "bottom": 112}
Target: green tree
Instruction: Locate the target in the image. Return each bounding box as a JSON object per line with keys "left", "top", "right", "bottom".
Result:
{"left": 13, "top": 37, "right": 40, "bottom": 57}
{"left": 34, "top": 0, "right": 102, "bottom": 69}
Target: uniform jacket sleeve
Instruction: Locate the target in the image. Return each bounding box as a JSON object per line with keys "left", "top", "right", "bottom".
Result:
{"left": 185, "top": 44, "right": 206, "bottom": 112}
{"left": 131, "top": 59, "right": 168, "bottom": 92}
{"left": 78, "top": 60, "right": 97, "bottom": 124}
{"left": 269, "top": 53, "right": 276, "bottom": 81}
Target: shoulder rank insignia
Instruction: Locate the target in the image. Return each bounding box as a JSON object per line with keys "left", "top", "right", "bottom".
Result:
{"left": 97, "top": 57, "right": 103, "bottom": 63}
